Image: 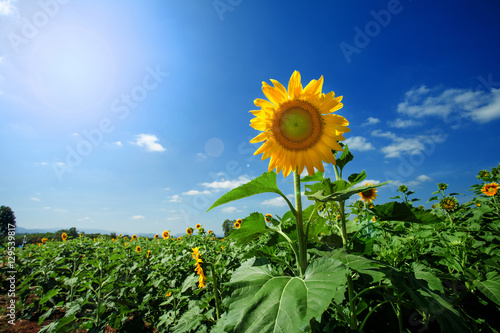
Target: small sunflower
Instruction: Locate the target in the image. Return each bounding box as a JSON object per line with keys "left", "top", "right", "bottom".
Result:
{"left": 437, "top": 183, "right": 448, "bottom": 191}
{"left": 177, "top": 236, "right": 182, "bottom": 241}
{"left": 476, "top": 203, "right": 482, "bottom": 207}
{"left": 41, "top": 238, "right": 48, "bottom": 244}
{"left": 124, "top": 236, "right": 128, "bottom": 240}
{"left": 154, "top": 234, "right": 159, "bottom": 239}
{"left": 358, "top": 183, "right": 378, "bottom": 203}
{"left": 146, "top": 250, "right": 151, "bottom": 258}
{"left": 166, "top": 291, "right": 172, "bottom": 297}
{"left": 131, "top": 234, "right": 137, "bottom": 240}
{"left": 61, "top": 233, "right": 67, "bottom": 242}
{"left": 265, "top": 214, "right": 272, "bottom": 222}
{"left": 440, "top": 197, "right": 459, "bottom": 212}
{"left": 482, "top": 182, "right": 498, "bottom": 196}
{"left": 186, "top": 228, "right": 193, "bottom": 235}
{"left": 196, "top": 224, "right": 202, "bottom": 230}
{"left": 136, "top": 246, "right": 141, "bottom": 253}
{"left": 234, "top": 221, "right": 241, "bottom": 229}
{"left": 119, "top": 234, "right": 122, "bottom": 237}
{"left": 208, "top": 230, "right": 213, "bottom": 234}
{"left": 250, "top": 70, "right": 349, "bottom": 177}
{"left": 162, "top": 230, "right": 170, "bottom": 239}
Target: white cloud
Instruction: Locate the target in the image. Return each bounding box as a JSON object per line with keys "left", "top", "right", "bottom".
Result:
{"left": 182, "top": 190, "right": 212, "bottom": 196}
{"left": 388, "top": 118, "right": 422, "bottom": 128}
{"left": 371, "top": 130, "right": 445, "bottom": 158}
{"left": 77, "top": 217, "right": 90, "bottom": 222}
{"left": 469, "top": 88, "right": 500, "bottom": 123}
{"left": 114, "top": 141, "right": 122, "bottom": 146}
{"left": 168, "top": 195, "right": 181, "bottom": 203}
{"left": 164, "top": 187, "right": 170, "bottom": 191}
{"left": 134, "top": 134, "right": 166, "bottom": 152}
{"left": 261, "top": 196, "right": 289, "bottom": 207}
{"left": 201, "top": 175, "right": 251, "bottom": 190}
{"left": 345, "top": 136, "right": 375, "bottom": 151}
{"left": 31, "top": 197, "right": 41, "bottom": 201}
{"left": 131, "top": 215, "right": 145, "bottom": 219}
{"left": 397, "top": 85, "right": 500, "bottom": 123}
{"left": 416, "top": 174, "right": 432, "bottom": 182}
{"left": 221, "top": 206, "right": 242, "bottom": 213}
{"left": 43, "top": 206, "right": 51, "bottom": 210}
{"left": 196, "top": 152, "right": 207, "bottom": 160}
{"left": 0, "top": 0, "right": 17, "bottom": 16}
{"left": 361, "top": 117, "right": 380, "bottom": 126}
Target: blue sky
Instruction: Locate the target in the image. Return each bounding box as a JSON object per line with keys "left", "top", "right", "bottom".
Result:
{"left": 1, "top": 0, "right": 499, "bottom": 236}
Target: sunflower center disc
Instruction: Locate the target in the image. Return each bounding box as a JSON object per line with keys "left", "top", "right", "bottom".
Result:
{"left": 279, "top": 107, "right": 314, "bottom": 142}
{"left": 273, "top": 101, "right": 323, "bottom": 150}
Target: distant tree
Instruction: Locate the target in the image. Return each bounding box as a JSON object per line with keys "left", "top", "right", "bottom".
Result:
{"left": 68, "top": 227, "right": 79, "bottom": 238}
{"left": 110, "top": 232, "right": 117, "bottom": 238}
{"left": 0, "top": 206, "right": 16, "bottom": 238}
{"left": 222, "top": 219, "right": 236, "bottom": 238}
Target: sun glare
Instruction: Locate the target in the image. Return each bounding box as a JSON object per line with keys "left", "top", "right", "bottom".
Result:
{"left": 29, "top": 26, "right": 116, "bottom": 114}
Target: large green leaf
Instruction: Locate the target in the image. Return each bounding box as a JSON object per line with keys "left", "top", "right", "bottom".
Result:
{"left": 219, "top": 257, "right": 347, "bottom": 333}
{"left": 371, "top": 202, "right": 443, "bottom": 224}
{"left": 306, "top": 181, "right": 391, "bottom": 202}
{"left": 474, "top": 271, "right": 500, "bottom": 306}
{"left": 228, "top": 212, "right": 270, "bottom": 244}
{"left": 412, "top": 262, "right": 444, "bottom": 293}
{"left": 207, "top": 172, "right": 289, "bottom": 212}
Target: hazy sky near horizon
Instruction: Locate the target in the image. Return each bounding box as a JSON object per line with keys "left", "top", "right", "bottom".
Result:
{"left": 1, "top": 0, "right": 499, "bottom": 236}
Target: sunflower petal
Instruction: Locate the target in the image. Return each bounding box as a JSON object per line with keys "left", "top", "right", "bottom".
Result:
{"left": 303, "top": 75, "right": 324, "bottom": 97}
{"left": 270, "top": 79, "right": 289, "bottom": 101}
{"left": 254, "top": 98, "right": 275, "bottom": 109}
{"left": 262, "top": 82, "right": 286, "bottom": 106}
{"left": 288, "top": 70, "right": 303, "bottom": 99}
{"left": 250, "top": 132, "right": 268, "bottom": 143}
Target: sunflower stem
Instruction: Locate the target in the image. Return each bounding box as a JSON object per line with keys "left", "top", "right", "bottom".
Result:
{"left": 294, "top": 168, "right": 308, "bottom": 277}
{"left": 207, "top": 263, "right": 221, "bottom": 320}
{"left": 334, "top": 163, "right": 358, "bottom": 330}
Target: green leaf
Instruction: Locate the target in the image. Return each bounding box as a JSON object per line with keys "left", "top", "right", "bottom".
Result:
{"left": 427, "top": 196, "right": 439, "bottom": 202}
{"left": 220, "top": 257, "right": 347, "bottom": 333}
{"left": 300, "top": 171, "right": 324, "bottom": 182}
{"left": 347, "top": 170, "right": 367, "bottom": 186}
{"left": 371, "top": 202, "right": 443, "bottom": 224}
{"left": 207, "top": 172, "right": 288, "bottom": 212}
{"left": 412, "top": 262, "right": 444, "bottom": 293}
{"left": 307, "top": 181, "right": 391, "bottom": 202}
{"left": 229, "top": 212, "right": 269, "bottom": 244}
{"left": 474, "top": 271, "right": 500, "bottom": 306}
{"left": 335, "top": 144, "right": 354, "bottom": 172}
{"left": 40, "top": 288, "right": 59, "bottom": 305}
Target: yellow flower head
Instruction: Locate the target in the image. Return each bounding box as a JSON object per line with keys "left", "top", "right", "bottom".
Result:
{"left": 61, "top": 233, "right": 67, "bottom": 242}
{"left": 162, "top": 230, "right": 170, "bottom": 239}
{"left": 482, "top": 182, "right": 498, "bottom": 196}
{"left": 250, "top": 70, "right": 349, "bottom": 177}
{"left": 234, "top": 219, "right": 242, "bottom": 229}
{"left": 208, "top": 230, "right": 213, "bottom": 234}
{"left": 124, "top": 236, "right": 128, "bottom": 240}
{"left": 195, "top": 224, "right": 202, "bottom": 230}
{"left": 146, "top": 250, "right": 151, "bottom": 258}
{"left": 154, "top": 234, "right": 159, "bottom": 239}
{"left": 186, "top": 228, "right": 193, "bottom": 235}
{"left": 131, "top": 234, "right": 137, "bottom": 240}
{"left": 358, "top": 183, "right": 378, "bottom": 203}
{"left": 265, "top": 214, "right": 272, "bottom": 222}
{"left": 41, "top": 238, "right": 48, "bottom": 244}
{"left": 177, "top": 236, "right": 182, "bottom": 241}
{"left": 119, "top": 234, "right": 122, "bottom": 237}
{"left": 136, "top": 246, "right": 141, "bottom": 253}
{"left": 166, "top": 291, "right": 172, "bottom": 297}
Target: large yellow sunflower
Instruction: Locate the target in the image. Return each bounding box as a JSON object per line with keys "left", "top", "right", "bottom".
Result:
{"left": 250, "top": 71, "right": 350, "bottom": 177}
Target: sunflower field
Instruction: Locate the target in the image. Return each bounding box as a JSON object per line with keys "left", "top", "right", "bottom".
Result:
{"left": 4, "top": 71, "right": 500, "bottom": 332}
{"left": 4, "top": 159, "right": 499, "bottom": 333}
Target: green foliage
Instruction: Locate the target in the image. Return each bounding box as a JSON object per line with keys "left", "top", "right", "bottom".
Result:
{"left": 0, "top": 205, "right": 16, "bottom": 238}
